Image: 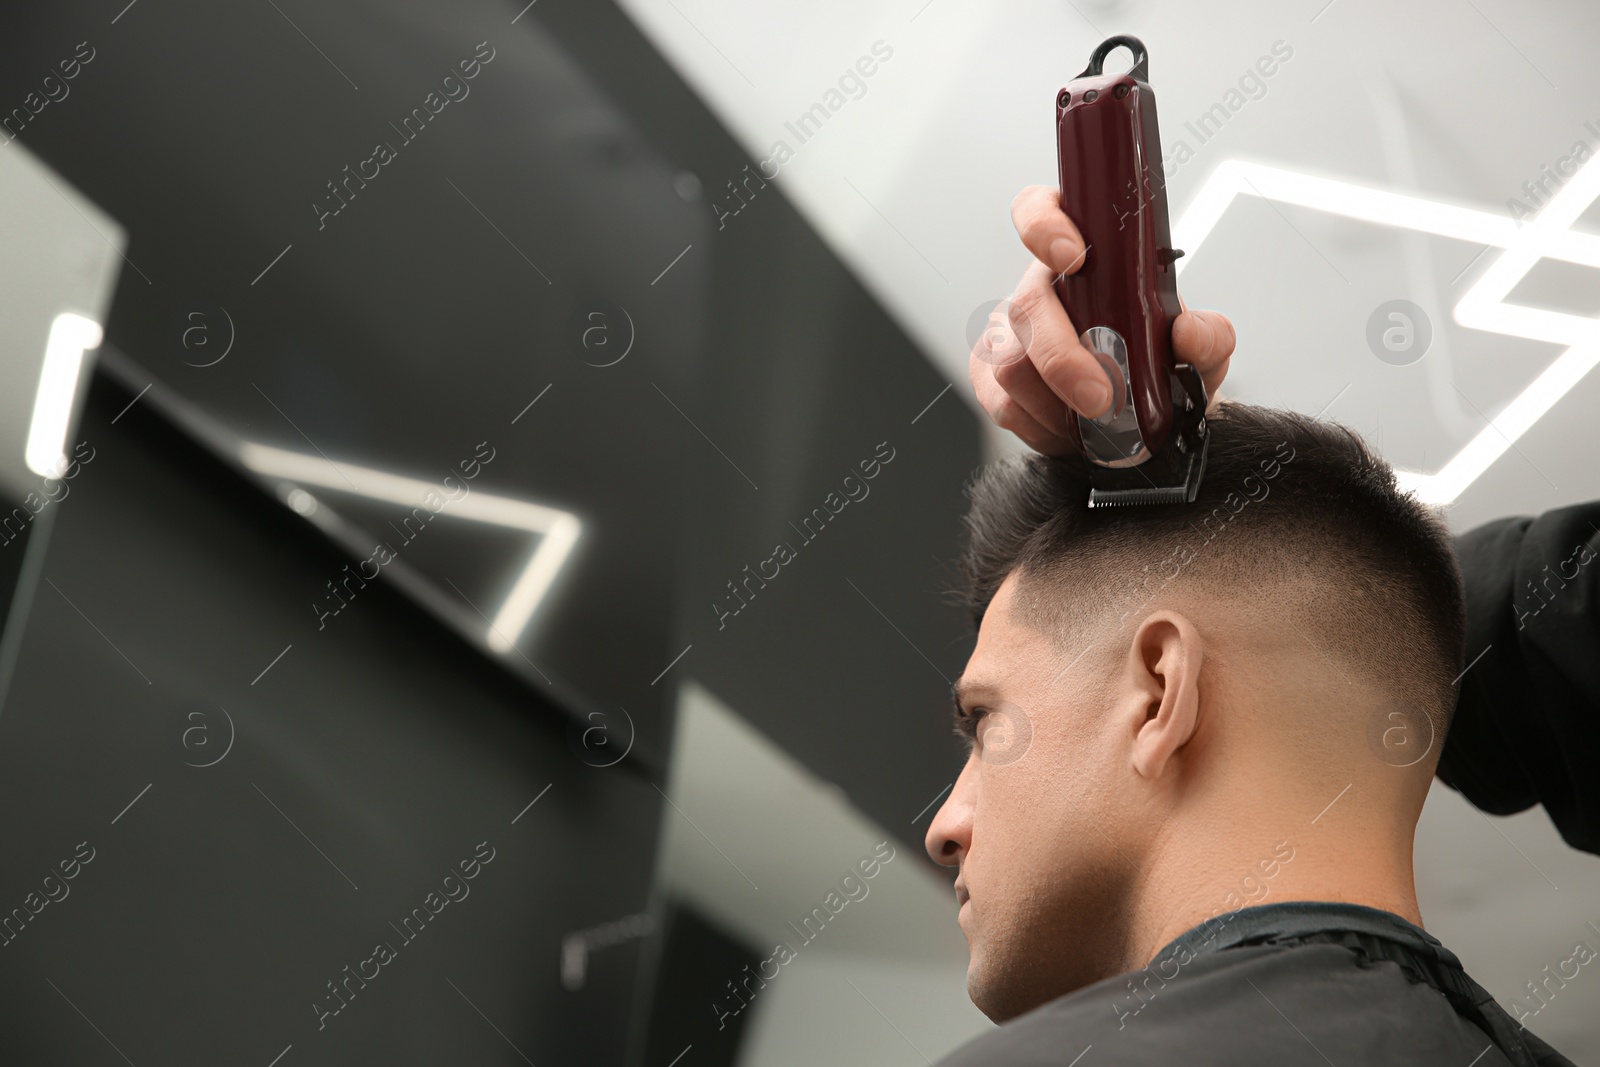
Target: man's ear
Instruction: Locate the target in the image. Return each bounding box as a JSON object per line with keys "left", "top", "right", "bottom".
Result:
{"left": 1119, "top": 610, "right": 1204, "bottom": 780}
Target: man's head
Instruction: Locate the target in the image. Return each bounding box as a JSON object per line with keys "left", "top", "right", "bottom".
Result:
{"left": 924, "top": 402, "right": 1465, "bottom": 1022}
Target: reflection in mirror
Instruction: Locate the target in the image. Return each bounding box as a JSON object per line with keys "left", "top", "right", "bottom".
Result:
{"left": 234, "top": 440, "right": 582, "bottom": 656}
{"left": 88, "top": 347, "right": 592, "bottom": 712}
{"left": 0, "top": 143, "right": 123, "bottom": 713}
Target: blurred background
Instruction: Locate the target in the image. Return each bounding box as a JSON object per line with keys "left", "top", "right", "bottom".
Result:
{"left": 0, "top": 0, "right": 1596, "bottom": 1063}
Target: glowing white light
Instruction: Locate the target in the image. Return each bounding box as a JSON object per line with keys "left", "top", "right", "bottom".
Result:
{"left": 25, "top": 312, "right": 103, "bottom": 478}
{"left": 238, "top": 442, "right": 581, "bottom": 654}
{"left": 285, "top": 487, "right": 319, "bottom": 516}
{"left": 1172, "top": 156, "right": 1600, "bottom": 505}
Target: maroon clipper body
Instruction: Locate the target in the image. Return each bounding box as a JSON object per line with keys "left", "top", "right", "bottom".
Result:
{"left": 1055, "top": 35, "right": 1209, "bottom": 507}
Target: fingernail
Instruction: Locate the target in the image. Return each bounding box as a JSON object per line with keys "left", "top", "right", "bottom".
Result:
{"left": 1051, "top": 237, "right": 1080, "bottom": 273}
{"left": 1072, "top": 379, "right": 1110, "bottom": 416}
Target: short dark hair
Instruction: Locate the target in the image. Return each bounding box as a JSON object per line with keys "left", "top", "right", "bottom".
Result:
{"left": 958, "top": 402, "right": 1466, "bottom": 737}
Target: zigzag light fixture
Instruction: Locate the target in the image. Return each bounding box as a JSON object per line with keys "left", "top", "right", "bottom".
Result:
{"left": 1171, "top": 155, "right": 1600, "bottom": 504}
{"left": 238, "top": 441, "right": 580, "bottom": 654}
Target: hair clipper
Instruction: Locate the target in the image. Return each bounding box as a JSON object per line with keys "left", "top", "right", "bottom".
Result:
{"left": 1054, "top": 35, "right": 1209, "bottom": 507}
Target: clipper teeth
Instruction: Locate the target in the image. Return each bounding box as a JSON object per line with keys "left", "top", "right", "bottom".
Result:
{"left": 1087, "top": 486, "right": 1190, "bottom": 508}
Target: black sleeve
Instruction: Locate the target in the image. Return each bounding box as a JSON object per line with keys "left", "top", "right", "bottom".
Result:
{"left": 1436, "top": 500, "right": 1600, "bottom": 855}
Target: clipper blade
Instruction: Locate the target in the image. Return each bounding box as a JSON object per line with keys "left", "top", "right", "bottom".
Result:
{"left": 1085, "top": 432, "right": 1208, "bottom": 509}
{"left": 1088, "top": 485, "right": 1190, "bottom": 508}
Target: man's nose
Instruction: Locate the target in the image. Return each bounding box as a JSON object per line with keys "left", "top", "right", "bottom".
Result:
{"left": 924, "top": 760, "right": 975, "bottom": 867}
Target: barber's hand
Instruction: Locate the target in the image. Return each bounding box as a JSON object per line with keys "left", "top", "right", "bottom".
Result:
{"left": 970, "top": 185, "right": 1236, "bottom": 456}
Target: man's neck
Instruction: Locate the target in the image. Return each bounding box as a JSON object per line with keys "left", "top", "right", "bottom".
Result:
{"left": 1126, "top": 803, "right": 1422, "bottom": 970}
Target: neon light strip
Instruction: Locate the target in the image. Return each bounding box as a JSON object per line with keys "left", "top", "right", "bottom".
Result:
{"left": 26, "top": 313, "right": 102, "bottom": 478}
{"left": 1171, "top": 157, "right": 1600, "bottom": 504}
{"left": 238, "top": 441, "right": 580, "bottom": 653}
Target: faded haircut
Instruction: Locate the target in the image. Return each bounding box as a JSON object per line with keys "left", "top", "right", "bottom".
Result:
{"left": 958, "top": 402, "right": 1466, "bottom": 737}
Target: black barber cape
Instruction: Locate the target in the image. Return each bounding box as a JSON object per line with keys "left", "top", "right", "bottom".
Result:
{"left": 934, "top": 901, "right": 1574, "bottom": 1066}
{"left": 1441, "top": 500, "right": 1600, "bottom": 855}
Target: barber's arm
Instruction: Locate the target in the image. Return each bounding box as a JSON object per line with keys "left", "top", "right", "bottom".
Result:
{"left": 977, "top": 185, "right": 1600, "bottom": 857}
{"left": 1437, "top": 505, "right": 1600, "bottom": 855}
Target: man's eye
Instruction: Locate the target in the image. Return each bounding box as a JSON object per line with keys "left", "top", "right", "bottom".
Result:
{"left": 953, "top": 708, "right": 986, "bottom": 745}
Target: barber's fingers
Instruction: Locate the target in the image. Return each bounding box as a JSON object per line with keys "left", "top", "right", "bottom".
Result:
{"left": 1011, "top": 185, "right": 1088, "bottom": 276}
{"left": 999, "top": 259, "right": 1114, "bottom": 420}
{"left": 1171, "top": 306, "right": 1235, "bottom": 371}
{"left": 970, "top": 358, "right": 1076, "bottom": 456}
{"left": 983, "top": 351, "right": 1072, "bottom": 442}
{"left": 1170, "top": 306, "right": 1236, "bottom": 407}
{"left": 982, "top": 187, "right": 1238, "bottom": 451}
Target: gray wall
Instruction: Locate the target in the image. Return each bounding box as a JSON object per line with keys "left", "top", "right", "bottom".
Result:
{"left": 0, "top": 372, "right": 660, "bottom": 1064}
